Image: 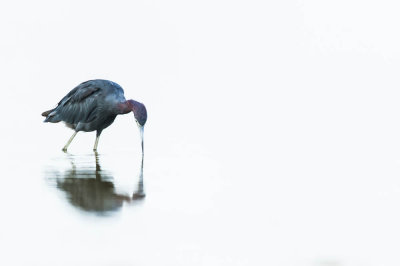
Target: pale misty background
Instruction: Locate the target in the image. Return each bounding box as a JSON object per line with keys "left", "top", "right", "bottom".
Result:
{"left": 1, "top": 1, "right": 400, "bottom": 266}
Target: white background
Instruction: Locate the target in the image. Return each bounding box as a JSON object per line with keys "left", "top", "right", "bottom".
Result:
{"left": 1, "top": 1, "right": 400, "bottom": 265}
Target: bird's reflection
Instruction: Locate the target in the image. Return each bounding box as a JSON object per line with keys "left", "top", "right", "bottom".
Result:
{"left": 47, "top": 152, "right": 144, "bottom": 215}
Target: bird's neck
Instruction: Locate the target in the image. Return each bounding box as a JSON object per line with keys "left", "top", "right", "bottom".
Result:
{"left": 117, "top": 101, "right": 133, "bottom": 114}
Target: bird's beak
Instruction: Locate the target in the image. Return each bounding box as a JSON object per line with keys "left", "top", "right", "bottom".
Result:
{"left": 134, "top": 118, "right": 144, "bottom": 158}
{"left": 138, "top": 124, "right": 144, "bottom": 158}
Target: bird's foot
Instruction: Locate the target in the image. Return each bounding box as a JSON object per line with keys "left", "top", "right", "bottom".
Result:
{"left": 62, "top": 147, "right": 68, "bottom": 152}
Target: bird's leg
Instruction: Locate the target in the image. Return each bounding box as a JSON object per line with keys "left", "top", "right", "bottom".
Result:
{"left": 93, "top": 130, "right": 102, "bottom": 151}
{"left": 62, "top": 131, "right": 77, "bottom": 152}
{"left": 93, "top": 136, "right": 100, "bottom": 151}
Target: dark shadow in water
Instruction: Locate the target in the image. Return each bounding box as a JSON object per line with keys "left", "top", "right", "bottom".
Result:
{"left": 46, "top": 152, "right": 144, "bottom": 215}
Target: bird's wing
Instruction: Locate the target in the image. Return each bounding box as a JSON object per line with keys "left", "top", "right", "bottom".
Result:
{"left": 58, "top": 80, "right": 100, "bottom": 106}
{"left": 54, "top": 81, "right": 102, "bottom": 125}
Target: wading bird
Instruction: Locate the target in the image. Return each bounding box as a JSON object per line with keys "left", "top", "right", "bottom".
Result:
{"left": 42, "top": 79, "right": 147, "bottom": 153}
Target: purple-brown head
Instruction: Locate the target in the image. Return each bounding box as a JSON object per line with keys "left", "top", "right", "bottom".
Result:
{"left": 128, "top": 100, "right": 147, "bottom": 127}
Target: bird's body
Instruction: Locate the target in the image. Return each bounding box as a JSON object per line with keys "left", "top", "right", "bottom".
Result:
{"left": 44, "top": 80, "right": 126, "bottom": 133}
{"left": 42, "top": 79, "right": 147, "bottom": 152}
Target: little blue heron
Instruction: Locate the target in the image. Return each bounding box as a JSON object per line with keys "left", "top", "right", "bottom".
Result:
{"left": 42, "top": 79, "right": 147, "bottom": 153}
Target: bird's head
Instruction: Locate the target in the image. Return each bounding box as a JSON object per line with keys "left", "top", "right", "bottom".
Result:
{"left": 127, "top": 100, "right": 147, "bottom": 127}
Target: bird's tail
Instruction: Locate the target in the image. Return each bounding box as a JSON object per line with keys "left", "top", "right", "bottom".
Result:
{"left": 41, "top": 108, "right": 54, "bottom": 117}
{"left": 42, "top": 108, "right": 60, "bottom": 123}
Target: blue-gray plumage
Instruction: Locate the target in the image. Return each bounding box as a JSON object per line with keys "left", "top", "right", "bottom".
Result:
{"left": 42, "top": 79, "right": 147, "bottom": 152}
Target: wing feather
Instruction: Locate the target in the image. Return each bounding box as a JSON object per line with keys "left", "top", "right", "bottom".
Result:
{"left": 46, "top": 80, "right": 102, "bottom": 125}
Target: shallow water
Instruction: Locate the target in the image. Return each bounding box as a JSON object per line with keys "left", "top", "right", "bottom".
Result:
{"left": 4, "top": 110, "right": 400, "bottom": 266}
